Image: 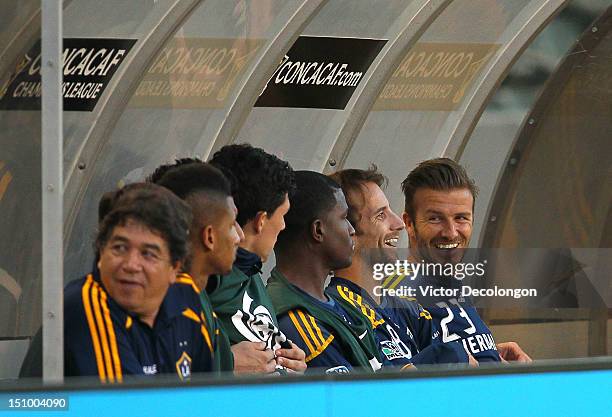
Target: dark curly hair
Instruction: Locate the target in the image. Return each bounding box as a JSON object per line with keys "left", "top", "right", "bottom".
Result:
{"left": 96, "top": 182, "right": 192, "bottom": 265}
{"left": 209, "top": 143, "right": 295, "bottom": 226}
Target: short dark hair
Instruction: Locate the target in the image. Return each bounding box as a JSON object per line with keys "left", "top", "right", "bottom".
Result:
{"left": 277, "top": 170, "right": 341, "bottom": 246}
{"left": 98, "top": 191, "right": 116, "bottom": 223}
{"left": 149, "top": 161, "right": 233, "bottom": 272}
{"left": 96, "top": 183, "right": 192, "bottom": 265}
{"left": 328, "top": 165, "right": 387, "bottom": 230}
{"left": 209, "top": 143, "right": 295, "bottom": 226}
{"left": 401, "top": 158, "right": 478, "bottom": 220}
{"left": 146, "top": 157, "right": 204, "bottom": 185}
{"left": 150, "top": 160, "right": 231, "bottom": 201}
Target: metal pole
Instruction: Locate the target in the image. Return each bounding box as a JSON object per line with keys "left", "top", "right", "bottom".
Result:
{"left": 41, "top": 0, "right": 63, "bottom": 383}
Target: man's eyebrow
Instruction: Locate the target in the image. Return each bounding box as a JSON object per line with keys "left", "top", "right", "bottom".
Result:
{"left": 373, "top": 205, "right": 386, "bottom": 215}
{"left": 142, "top": 243, "right": 162, "bottom": 252}
{"left": 108, "top": 236, "right": 163, "bottom": 252}
{"left": 455, "top": 212, "right": 472, "bottom": 217}
{"left": 423, "top": 209, "right": 472, "bottom": 217}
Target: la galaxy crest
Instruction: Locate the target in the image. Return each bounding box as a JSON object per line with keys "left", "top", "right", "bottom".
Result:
{"left": 175, "top": 351, "right": 192, "bottom": 381}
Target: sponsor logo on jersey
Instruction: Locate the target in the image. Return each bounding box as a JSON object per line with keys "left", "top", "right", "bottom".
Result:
{"left": 175, "top": 351, "right": 192, "bottom": 381}
{"left": 380, "top": 340, "right": 411, "bottom": 361}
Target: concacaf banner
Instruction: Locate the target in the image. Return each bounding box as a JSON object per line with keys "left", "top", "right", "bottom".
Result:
{"left": 374, "top": 42, "right": 499, "bottom": 111}
{"left": 129, "top": 38, "right": 264, "bottom": 109}
{"left": 255, "top": 36, "right": 387, "bottom": 110}
{"left": 0, "top": 38, "right": 136, "bottom": 111}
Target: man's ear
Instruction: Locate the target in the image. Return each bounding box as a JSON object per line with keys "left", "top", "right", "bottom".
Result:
{"left": 311, "top": 219, "right": 324, "bottom": 243}
{"left": 169, "top": 262, "right": 179, "bottom": 283}
{"left": 201, "top": 224, "right": 215, "bottom": 251}
{"left": 402, "top": 212, "right": 416, "bottom": 240}
{"left": 254, "top": 211, "right": 267, "bottom": 234}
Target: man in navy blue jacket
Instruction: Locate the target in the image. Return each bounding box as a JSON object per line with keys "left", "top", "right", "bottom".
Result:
{"left": 397, "top": 158, "right": 532, "bottom": 363}
{"left": 64, "top": 183, "right": 214, "bottom": 381}
{"left": 329, "top": 167, "right": 471, "bottom": 367}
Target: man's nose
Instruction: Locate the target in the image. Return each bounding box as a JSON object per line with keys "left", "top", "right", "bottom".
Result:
{"left": 348, "top": 221, "right": 356, "bottom": 236}
{"left": 236, "top": 221, "right": 245, "bottom": 243}
{"left": 389, "top": 210, "right": 405, "bottom": 231}
{"left": 122, "top": 249, "right": 143, "bottom": 272}
{"left": 440, "top": 220, "right": 459, "bottom": 240}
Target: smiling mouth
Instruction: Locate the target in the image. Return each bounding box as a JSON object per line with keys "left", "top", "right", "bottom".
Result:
{"left": 434, "top": 242, "right": 460, "bottom": 249}
{"left": 117, "top": 279, "right": 143, "bottom": 288}
{"left": 384, "top": 237, "right": 399, "bottom": 247}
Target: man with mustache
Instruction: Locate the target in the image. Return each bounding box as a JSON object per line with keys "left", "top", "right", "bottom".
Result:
{"left": 328, "top": 167, "right": 471, "bottom": 366}
{"left": 68, "top": 183, "right": 213, "bottom": 380}
{"left": 21, "top": 183, "right": 216, "bottom": 379}
{"left": 397, "top": 158, "right": 531, "bottom": 362}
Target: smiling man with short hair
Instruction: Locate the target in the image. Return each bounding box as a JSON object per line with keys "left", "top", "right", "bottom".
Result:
{"left": 328, "top": 167, "right": 404, "bottom": 298}
{"left": 328, "top": 166, "right": 471, "bottom": 367}
{"left": 399, "top": 158, "right": 531, "bottom": 363}
{"left": 64, "top": 183, "right": 215, "bottom": 381}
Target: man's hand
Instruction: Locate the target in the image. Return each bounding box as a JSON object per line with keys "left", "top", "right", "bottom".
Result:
{"left": 275, "top": 341, "right": 307, "bottom": 373}
{"left": 497, "top": 341, "right": 532, "bottom": 363}
{"left": 231, "top": 341, "right": 277, "bottom": 374}
{"left": 468, "top": 354, "right": 479, "bottom": 367}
